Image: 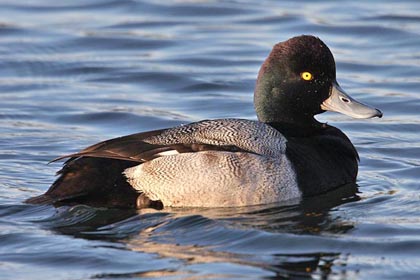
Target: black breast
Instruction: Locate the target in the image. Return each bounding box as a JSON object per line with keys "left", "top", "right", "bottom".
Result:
{"left": 272, "top": 123, "right": 359, "bottom": 197}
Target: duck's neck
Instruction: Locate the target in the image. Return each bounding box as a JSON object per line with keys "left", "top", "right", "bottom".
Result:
{"left": 254, "top": 88, "right": 322, "bottom": 128}
{"left": 266, "top": 121, "right": 325, "bottom": 137}
{"left": 257, "top": 110, "right": 321, "bottom": 128}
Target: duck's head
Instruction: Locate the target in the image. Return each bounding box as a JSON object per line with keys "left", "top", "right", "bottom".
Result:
{"left": 254, "top": 35, "right": 382, "bottom": 126}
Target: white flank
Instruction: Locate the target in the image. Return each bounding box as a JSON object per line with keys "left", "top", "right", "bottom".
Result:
{"left": 124, "top": 151, "right": 301, "bottom": 208}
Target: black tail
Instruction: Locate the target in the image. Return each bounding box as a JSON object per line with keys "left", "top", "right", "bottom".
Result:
{"left": 26, "top": 157, "right": 140, "bottom": 208}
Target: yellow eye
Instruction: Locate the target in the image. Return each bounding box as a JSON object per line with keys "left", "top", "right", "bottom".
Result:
{"left": 300, "top": 71, "right": 313, "bottom": 81}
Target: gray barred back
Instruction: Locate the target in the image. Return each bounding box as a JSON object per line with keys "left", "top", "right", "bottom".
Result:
{"left": 143, "top": 119, "right": 287, "bottom": 157}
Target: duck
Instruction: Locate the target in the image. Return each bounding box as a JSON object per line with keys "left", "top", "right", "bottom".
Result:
{"left": 26, "top": 35, "right": 382, "bottom": 209}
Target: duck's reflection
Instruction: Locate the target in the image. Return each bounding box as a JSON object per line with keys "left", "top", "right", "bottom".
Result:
{"left": 45, "top": 183, "right": 359, "bottom": 279}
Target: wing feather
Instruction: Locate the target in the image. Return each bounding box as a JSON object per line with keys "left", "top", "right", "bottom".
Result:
{"left": 51, "top": 119, "right": 281, "bottom": 164}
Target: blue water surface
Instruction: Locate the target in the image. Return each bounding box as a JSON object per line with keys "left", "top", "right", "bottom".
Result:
{"left": 1, "top": 0, "right": 420, "bottom": 279}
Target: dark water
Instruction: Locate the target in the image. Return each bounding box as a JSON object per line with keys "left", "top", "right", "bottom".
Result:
{"left": 1, "top": 0, "right": 419, "bottom": 279}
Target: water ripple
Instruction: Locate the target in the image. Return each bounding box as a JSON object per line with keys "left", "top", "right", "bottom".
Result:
{"left": 1, "top": 0, "right": 420, "bottom": 279}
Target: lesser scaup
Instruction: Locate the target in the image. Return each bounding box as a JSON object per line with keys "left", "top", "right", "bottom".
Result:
{"left": 26, "top": 35, "right": 382, "bottom": 209}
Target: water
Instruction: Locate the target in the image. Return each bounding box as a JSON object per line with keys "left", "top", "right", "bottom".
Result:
{"left": 0, "top": 0, "right": 419, "bottom": 279}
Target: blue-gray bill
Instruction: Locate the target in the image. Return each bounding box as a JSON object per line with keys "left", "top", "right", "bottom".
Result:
{"left": 321, "top": 82, "right": 383, "bottom": 119}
